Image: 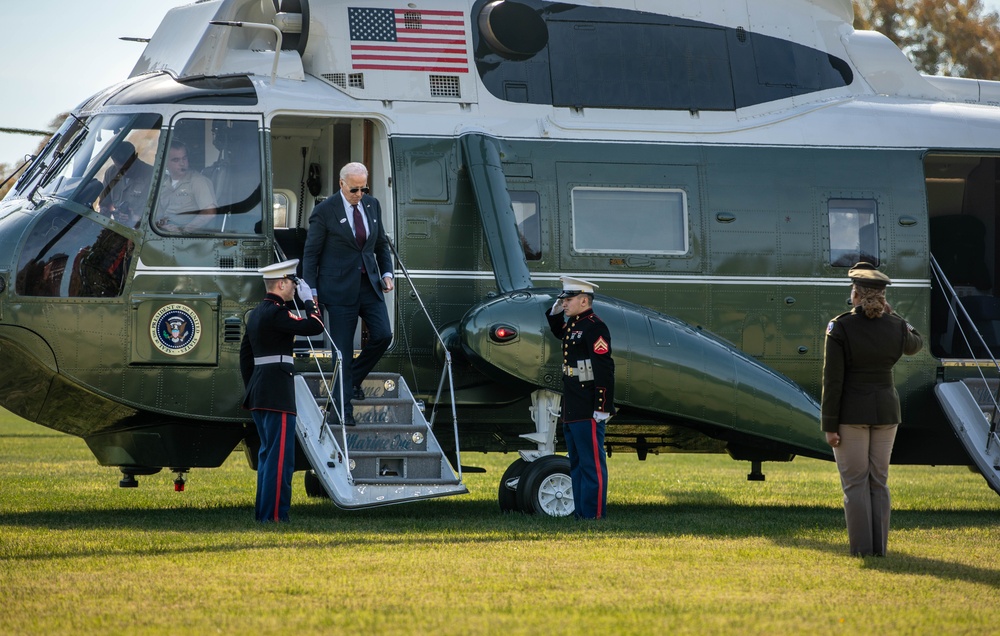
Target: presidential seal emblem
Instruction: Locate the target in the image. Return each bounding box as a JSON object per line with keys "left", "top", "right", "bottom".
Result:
{"left": 150, "top": 304, "right": 201, "bottom": 356}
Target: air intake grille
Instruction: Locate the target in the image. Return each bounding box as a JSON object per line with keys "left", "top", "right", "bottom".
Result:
{"left": 223, "top": 317, "right": 243, "bottom": 344}
{"left": 430, "top": 75, "right": 461, "bottom": 98}
{"left": 220, "top": 256, "right": 236, "bottom": 269}
{"left": 244, "top": 256, "right": 260, "bottom": 270}
{"left": 348, "top": 73, "right": 365, "bottom": 89}
{"left": 322, "top": 73, "right": 347, "bottom": 88}
{"left": 402, "top": 11, "right": 423, "bottom": 29}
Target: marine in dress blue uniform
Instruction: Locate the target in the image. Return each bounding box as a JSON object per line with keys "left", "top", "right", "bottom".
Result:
{"left": 239, "top": 259, "right": 324, "bottom": 522}
{"left": 546, "top": 276, "right": 616, "bottom": 519}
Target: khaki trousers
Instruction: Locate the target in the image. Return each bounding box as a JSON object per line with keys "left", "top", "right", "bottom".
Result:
{"left": 833, "top": 424, "right": 898, "bottom": 556}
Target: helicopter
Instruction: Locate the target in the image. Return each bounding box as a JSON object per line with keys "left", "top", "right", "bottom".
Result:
{"left": 1, "top": 0, "right": 998, "bottom": 515}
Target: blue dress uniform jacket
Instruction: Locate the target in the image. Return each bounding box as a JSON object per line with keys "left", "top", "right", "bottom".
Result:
{"left": 547, "top": 307, "right": 616, "bottom": 421}
{"left": 301, "top": 192, "right": 393, "bottom": 305}
{"left": 240, "top": 293, "right": 324, "bottom": 413}
{"left": 821, "top": 308, "right": 923, "bottom": 432}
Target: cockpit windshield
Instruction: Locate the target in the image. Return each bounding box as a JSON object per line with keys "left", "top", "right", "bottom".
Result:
{"left": 30, "top": 113, "right": 162, "bottom": 212}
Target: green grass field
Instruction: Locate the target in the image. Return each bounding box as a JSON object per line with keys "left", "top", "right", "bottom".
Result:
{"left": 2, "top": 410, "right": 998, "bottom": 635}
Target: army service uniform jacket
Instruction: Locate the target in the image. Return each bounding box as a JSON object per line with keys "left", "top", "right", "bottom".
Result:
{"left": 821, "top": 307, "right": 923, "bottom": 432}
{"left": 547, "top": 307, "right": 616, "bottom": 422}
{"left": 240, "top": 293, "right": 324, "bottom": 413}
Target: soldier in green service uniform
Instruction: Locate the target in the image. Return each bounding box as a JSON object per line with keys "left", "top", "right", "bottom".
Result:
{"left": 821, "top": 262, "right": 923, "bottom": 557}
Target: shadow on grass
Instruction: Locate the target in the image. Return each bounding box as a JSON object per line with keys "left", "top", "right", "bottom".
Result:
{"left": 785, "top": 536, "right": 1000, "bottom": 588}
{"left": 3, "top": 496, "right": 997, "bottom": 588}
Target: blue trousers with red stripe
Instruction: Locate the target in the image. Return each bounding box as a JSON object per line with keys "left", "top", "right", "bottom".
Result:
{"left": 564, "top": 418, "right": 608, "bottom": 519}
{"left": 252, "top": 409, "right": 296, "bottom": 522}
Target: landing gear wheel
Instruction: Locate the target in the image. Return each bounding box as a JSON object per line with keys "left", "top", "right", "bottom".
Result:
{"left": 304, "top": 470, "right": 328, "bottom": 498}
{"left": 516, "top": 455, "right": 574, "bottom": 517}
{"left": 498, "top": 458, "right": 528, "bottom": 512}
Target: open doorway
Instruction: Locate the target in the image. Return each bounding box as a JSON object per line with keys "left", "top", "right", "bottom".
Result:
{"left": 268, "top": 115, "right": 394, "bottom": 352}
{"left": 925, "top": 153, "right": 1000, "bottom": 358}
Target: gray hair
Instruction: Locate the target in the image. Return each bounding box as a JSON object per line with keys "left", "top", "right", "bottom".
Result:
{"left": 340, "top": 162, "right": 369, "bottom": 180}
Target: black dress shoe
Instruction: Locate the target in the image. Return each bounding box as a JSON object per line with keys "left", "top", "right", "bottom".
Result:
{"left": 352, "top": 386, "right": 366, "bottom": 401}
{"left": 344, "top": 413, "right": 356, "bottom": 427}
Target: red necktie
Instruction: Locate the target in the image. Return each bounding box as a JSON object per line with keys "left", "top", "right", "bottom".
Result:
{"left": 352, "top": 204, "right": 367, "bottom": 248}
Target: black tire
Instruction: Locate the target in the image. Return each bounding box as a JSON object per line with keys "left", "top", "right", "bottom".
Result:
{"left": 498, "top": 458, "right": 528, "bottom": 512}
{"left": 303, "top": 470, "right": 328, "bottom": 498}
{"left": 516, "top": 455, "right": 574, "bottom": 517}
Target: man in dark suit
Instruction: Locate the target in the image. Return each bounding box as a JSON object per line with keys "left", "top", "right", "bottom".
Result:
{"left": 302, "top": 162, "right": 394, "bottom": 424}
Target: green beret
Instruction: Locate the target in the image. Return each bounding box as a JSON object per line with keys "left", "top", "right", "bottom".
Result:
{"left": 848, "top": 262, "right": 891, "bottom": 289}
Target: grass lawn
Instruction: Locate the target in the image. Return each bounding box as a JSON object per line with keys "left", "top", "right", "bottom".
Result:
{"left": 2, "top": 410, "right": 998, "bottom": 635}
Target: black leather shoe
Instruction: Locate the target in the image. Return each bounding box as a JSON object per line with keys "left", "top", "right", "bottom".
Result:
{"left": 344, "top": 413, "right": 356, "bottom": 427}
{"left": 352, "top": 386, "right": 366, "bottom": 401}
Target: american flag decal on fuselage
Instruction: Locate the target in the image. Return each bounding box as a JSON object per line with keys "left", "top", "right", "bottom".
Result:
{"left": 348, "top": 7, "right": 469, "bottom": 73}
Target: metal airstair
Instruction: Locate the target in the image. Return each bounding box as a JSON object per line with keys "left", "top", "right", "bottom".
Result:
{"left": 278, "top": 238, "right": 467, "bottom": 509}
{"left": 931, "top": 257, "right": 1000, "bottom": 495}
{"left": 293, "top": 370, "right": 467, "bottom": 508}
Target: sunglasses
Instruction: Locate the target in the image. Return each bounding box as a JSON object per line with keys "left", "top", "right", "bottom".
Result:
{"left": 347, "top": 187, "right": 370, "bottom": 194}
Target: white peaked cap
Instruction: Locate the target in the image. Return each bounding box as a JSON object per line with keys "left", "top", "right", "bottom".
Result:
{"left": 259, "top": 259, "right": 299, "bottom": 279}
{"left": 558, "top": 275, "right": 599, "bottom": 298}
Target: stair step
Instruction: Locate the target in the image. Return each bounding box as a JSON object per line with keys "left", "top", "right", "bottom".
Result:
{"left": 347, "top": 450, "right": 446, "bottom": 480}
{"left": 352, "top": 477, "right": 463, "bottom": 486}
{"left": 343, "top": 428, "right": 429, "bottom": 453}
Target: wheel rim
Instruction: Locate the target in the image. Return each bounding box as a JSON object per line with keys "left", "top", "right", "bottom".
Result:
{"left": 534, "top": 473, "right": 574, "bottom": 517}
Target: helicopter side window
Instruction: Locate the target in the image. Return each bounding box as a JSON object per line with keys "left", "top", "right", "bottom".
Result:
{"left": 15, "top": 206, "right": 133, "bottom": 298}
{"left": 571, "top": 187, "right": 688, "bottom": 255}
{"left": 828, "top": 199, "right": 879, "bottom": 267}
{"left": 153, "top": 118, "right": 263, "bottom": 235}
{"left": 510, "top": 191, "right": 541, "bottom": 261}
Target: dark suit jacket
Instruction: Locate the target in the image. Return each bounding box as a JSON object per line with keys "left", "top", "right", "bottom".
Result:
{"left": 301, "top": 192, "right": 393, "bottom": 305}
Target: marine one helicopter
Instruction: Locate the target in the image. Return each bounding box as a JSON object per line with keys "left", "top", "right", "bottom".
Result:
{"left": 1, "top": 0, "right": 999, "bottom": 514}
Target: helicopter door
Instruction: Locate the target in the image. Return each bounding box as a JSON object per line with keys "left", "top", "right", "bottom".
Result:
{"left": 269, "top": 116, "right": 394, "bottom": 352}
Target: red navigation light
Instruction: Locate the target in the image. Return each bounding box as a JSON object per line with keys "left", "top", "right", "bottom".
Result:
{"left": 490, "top": 324, "right": 518, "bottom": 343}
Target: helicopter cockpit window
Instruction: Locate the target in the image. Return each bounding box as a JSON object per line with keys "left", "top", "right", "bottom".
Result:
{"left": 153, "top": 118, "right": 263, "bottom": 235}
{"left": 571, "top": 187, "right": 688, "bottom": 255}
{"left": 16, "top": 205, "right": 134, "bottom": 298}
{"left": 33, "top": 113, "right": 162, "bottom": 214}
{"left": 510, "top": 191, "right": 541, "bottom": 261}
{"left": 828, "top": 199, "right": 879, "bottom": 267}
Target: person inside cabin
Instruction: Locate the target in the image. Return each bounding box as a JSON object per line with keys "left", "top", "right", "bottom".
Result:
{"left": 821, "top": 262, "right": 923, "bottom": 556}
{"left": 154, "top": 140, "right": 218, "bottom": 233}
{"left": 98, "top": 141, "right": 154, "bottom": 228}
{"left": 239, "top": 259, "right": 325, "bottom": 522}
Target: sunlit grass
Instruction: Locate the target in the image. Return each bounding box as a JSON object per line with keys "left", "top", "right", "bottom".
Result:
{"left": 1, "top": 412, "right": 998, "bottom": 635}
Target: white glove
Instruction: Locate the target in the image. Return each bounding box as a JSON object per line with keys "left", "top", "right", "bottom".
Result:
{"left": 295, "top": 279, "right": 314, "bottom": 303}
{"left": 550, "top": 299, "right": 564, "bottom": 315}
{"left": 593, "top": 411, "right": 610, "bottom": 421}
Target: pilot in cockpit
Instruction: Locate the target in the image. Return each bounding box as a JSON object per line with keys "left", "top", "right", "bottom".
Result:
{"left": 154, "top": 140, "right": 218, "bottom": 233}
{"left": 97, "top": 141, "right": 153, "bottom": 229}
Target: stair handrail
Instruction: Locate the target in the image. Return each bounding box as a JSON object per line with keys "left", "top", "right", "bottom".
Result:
{"left": 386, "top": 236, "right": 462, "bottom": 480}
{"left": 930, "top": 255, "right": 1000, "bottom": 449}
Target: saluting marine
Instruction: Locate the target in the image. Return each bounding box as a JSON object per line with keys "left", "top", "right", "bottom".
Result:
{"left": 546, "top": 276, "right": 616, "bottom": 519}
{"left": 821, "top": 262, "right": 923, "bottom": 556}
{"left": 240, "top": 259, "right": 324, "bottom": 522}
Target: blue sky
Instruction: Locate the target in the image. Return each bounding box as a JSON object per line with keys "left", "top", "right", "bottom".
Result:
{"left": 3, "top": 0, "right": 1000, "bottom": 166}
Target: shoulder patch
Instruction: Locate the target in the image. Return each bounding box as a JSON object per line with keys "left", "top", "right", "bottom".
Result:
{"left": 826, "top": 321, "right": 835, "bottom": 336}
{"left": 593, "top": 336, "right": 610, "bottom": 355}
